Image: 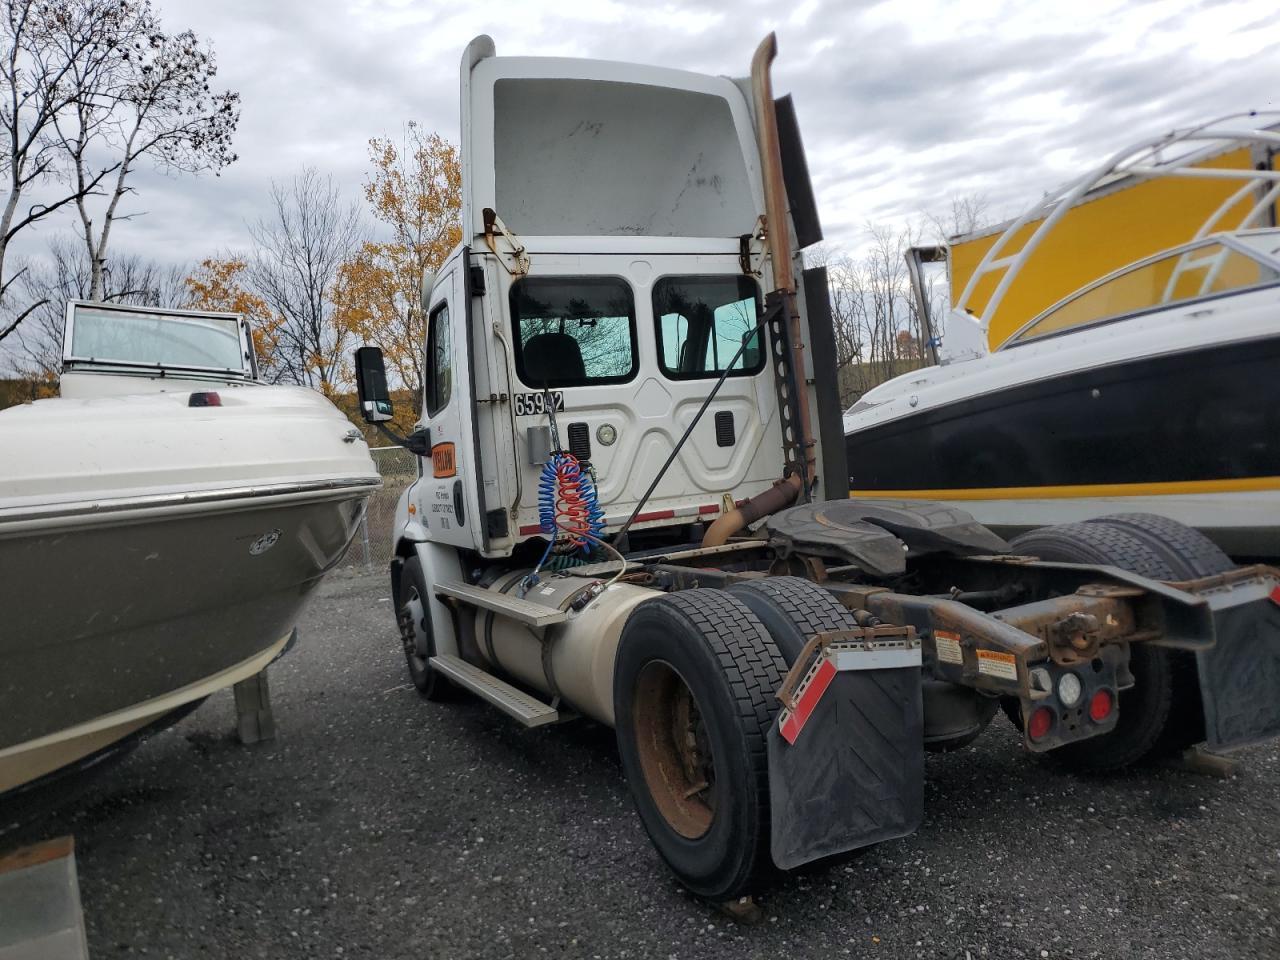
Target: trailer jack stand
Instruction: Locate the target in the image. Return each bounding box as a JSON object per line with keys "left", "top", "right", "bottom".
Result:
{"left": 232, "top": 668, "right": 275, "bottom": 745}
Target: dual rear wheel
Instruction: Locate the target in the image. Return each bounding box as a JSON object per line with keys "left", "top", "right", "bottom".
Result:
{"left": 1008, "top": 513, "right": 1234, "bottom": 771}
{"left": 612, "top": 580, "right": 855, "bottom": 900}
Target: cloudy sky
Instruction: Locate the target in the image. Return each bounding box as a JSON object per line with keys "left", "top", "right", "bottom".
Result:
{"left": 21, "top": 0, "right": 1280, "bottom": 268}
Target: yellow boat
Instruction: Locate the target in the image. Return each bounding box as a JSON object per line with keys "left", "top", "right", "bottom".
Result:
{"left": 845, "top": 113, "right": 1280, "bottom": 557}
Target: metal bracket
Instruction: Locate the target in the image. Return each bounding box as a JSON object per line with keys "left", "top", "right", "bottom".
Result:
{"left": 763, "top": 290, "right": 810, "bottom": 493}
{"left": 776, "top": 625, "right": 920, "bottom": 722}
{"left": 738, "top": 216, "right": 767, "bottom": 277}
{"left": 482, "top": 208, "right": 531, "bottom": 277}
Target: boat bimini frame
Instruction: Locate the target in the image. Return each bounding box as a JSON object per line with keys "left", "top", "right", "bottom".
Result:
{"left": 954, "top": 111, "right": 1280, "bottom": 347}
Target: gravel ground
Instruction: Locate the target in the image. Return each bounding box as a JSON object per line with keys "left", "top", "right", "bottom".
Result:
{"left": 3, "top": 570, "right": 1278, "bottom": 959}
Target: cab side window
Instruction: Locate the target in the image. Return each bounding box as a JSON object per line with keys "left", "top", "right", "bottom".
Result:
{"left": 425, "top": 302, "right": 452, "bottom": 416}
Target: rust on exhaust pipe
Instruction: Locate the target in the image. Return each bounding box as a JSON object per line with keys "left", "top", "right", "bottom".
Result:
{"left": 701, "top": 34, "right": 817, "bottom": 549}
{"left": 751, "top": 34, "right": 817, "bottom": 495}
{"left": 702, "top": 474, "right": 801, "bottom": 548}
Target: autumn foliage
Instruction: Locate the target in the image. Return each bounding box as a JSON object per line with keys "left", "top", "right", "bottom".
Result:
{"left": 178, "top": 125, "right": 462, "bottom": 438}
{"left": 183, "top": 258, "right": 284, "bottom": 381}
{"left": 335, "top": 125, "right": 462, "bottom": 412}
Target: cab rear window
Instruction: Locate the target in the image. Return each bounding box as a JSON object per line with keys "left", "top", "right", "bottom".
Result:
{"left": 653, "top": 275, "right": 763, "bottom": 379}
{"left": 510, "top": 277, "right": 637, "bottom": 388}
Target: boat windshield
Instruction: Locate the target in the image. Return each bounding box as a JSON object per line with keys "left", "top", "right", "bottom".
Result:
{"left": 1008, "top": 239, "right": 1280, "bottom": 346}
{"left": 68, "top": 305, "right": 249, "bottom": 374}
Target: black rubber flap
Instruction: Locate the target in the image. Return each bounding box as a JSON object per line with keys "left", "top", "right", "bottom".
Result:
{"left": 765, "top": 498, "right": 1009, "bottom": 577}
{"left": 768, "top": 666, "right": 924, "bottom": 870}
{"left": 1196, "top": 577, "right": 1280, "bottom": 750}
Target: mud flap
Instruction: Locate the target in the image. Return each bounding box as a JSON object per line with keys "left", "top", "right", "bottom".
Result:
{"left": 1196, "top": 574, "right": 1280, "bottom": 750}
{"left": 768, "top": 638, "right": 925, "bottom": 870}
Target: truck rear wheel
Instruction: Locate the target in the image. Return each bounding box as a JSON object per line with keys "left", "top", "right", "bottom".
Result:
{"left": 727, "top": 575, "right": 856, "bottom": 664}
{"left": 1085, "top": 512, "right": 1234, "bottom": 577}
{"left": 613, "top": 589, "right": 786, "bottom": 900}
{"left": 1087, "top": 513, "right": 1235, "bottom": 754}
{"left": 1008, "top": 519, "right": 1218, "bottom": 770}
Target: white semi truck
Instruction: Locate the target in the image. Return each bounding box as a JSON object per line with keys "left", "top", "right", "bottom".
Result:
{"left": 353, "top": 34, "right": 1280, "bottom": 900}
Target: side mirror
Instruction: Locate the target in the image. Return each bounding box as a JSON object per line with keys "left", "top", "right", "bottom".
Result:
{"left": 355, "top": 346, "right": 393, "bottom": 423}
{"left": 420, "top": 269, "right": 436, "bottom": 314}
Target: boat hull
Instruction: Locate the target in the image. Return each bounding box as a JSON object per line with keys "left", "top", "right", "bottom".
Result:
{"left": 0, "top": 485, "right": 370, "bottom": 794}
{"left": 845, "top": 337, "right": 1280, "bottom": 557}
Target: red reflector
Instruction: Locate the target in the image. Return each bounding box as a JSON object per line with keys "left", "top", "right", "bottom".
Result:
{"left": 1027, "top": 706, "right": 1054, "bottom": 741}
{"left": 779, "top": 658, "right": 837, "bottom": 745}
{"left": 1270, "top": 585, "right": 1280, "bottom": 606}
{"left": 188, "top": 391, "right": 222, "bottom": 407}
{"left": 1089, "top": 689, "right": 1114, "bottom": 722}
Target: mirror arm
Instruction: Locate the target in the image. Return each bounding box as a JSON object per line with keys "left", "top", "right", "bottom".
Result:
{"left": 372, "top": 423, "right": 431, "bottom": 457}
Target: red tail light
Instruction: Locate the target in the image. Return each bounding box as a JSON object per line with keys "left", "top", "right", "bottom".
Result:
{"left": 189, "top": 391, "right": 222, "bottom": 407}
{"left": 1089, "top": 689, "right": 1114, "bottom": 722}
{"left": 1028, "top": 706, "right": 1054, "bottom": 741}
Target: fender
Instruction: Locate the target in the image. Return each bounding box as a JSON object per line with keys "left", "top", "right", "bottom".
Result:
{"left": 410, "top": 541, "right": 464, "bottom": 657}
{"left": 392, "top": 476, "right": 463, "bottom": 657}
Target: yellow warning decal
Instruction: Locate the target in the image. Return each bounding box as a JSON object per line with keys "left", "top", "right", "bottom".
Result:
{"left": 976, "top": 649, "right": 1018, "bottom": 681}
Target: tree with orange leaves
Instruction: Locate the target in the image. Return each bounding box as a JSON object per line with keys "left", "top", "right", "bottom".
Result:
{"left": 336, "top": 124, "right": 461, "bottom": 412}
{"left": 183, "top": 257, "right": 285, "bottom": 382}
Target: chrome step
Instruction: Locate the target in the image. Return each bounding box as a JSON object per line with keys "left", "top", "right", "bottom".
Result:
{"left": 430, "top": 654, "right": 560, "bottom": 727}
{"left": 434, "top": 580, "right": 568, "bottom": 628}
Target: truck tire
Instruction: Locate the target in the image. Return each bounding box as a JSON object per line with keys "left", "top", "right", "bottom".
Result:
{"left": 730, "top": 576, "right": 997, "bottom": 751}
{"left": 1084, "top": 512, "right": 1234, "bottom": 577}
{"left": 613, "top": 589, "right": 787, "bottom": 900}
{"left": 1086, "top": 513, "right": 1235, "bottom": 754}
{"left": 397, "top": 556, "right": 451, "bottom": 700}
{"left": 726, "top": 576, "right": 856, "bottom": 664}
{"left": 1008, "top": 522, "right": 1179, "bottom": 771}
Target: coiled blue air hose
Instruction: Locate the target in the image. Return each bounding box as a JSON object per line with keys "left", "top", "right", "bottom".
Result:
{"left": 538, "top": 452, "right": 604, "bottom": 558}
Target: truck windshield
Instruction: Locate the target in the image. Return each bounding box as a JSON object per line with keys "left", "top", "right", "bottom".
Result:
{"left": 68, "top": 305, "right": 248, "bottom": 374}
{"left": 509, "top": 276, "right": 637, "bottom": 388}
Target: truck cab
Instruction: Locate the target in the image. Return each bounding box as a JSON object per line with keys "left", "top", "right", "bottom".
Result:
{"left": 355, "top": 36, "right": 1280, "bottom": 903}
{"left": 395, "top": 36, "right": 839, "bottom": 562}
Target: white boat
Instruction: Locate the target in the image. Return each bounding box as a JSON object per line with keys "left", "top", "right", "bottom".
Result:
{"left": 0, "top": 300, "right": 380, "bottom": 795}
{"left": 843, "top": 114, "right": 1280, "bottom": 557}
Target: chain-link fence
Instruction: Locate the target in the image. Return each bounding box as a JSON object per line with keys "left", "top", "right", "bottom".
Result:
{"left": 342, "top": 446, "right": 419, "bottom": 572}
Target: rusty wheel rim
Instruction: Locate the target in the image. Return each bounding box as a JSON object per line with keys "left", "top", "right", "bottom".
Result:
{"left": 632, "top": 660, "right": 716, "bottom": 839}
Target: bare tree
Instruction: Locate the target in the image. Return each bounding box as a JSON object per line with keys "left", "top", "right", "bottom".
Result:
{"left": 51, "top": 1, "right": 238, "bottom": 301}
{"left": 0, "top": 0, "right": 139, "bottom": 338}
{"left": 5, "top": 232, "right": 185, "bottom": 389}
{"left": 807, "top": 244, "right": 868, "bottom": 407}
{"left": 926, "top": 193, "right": 992, "bottom": 245}
{"left": 249, "top": 168, "right": 364, "bottom": 393}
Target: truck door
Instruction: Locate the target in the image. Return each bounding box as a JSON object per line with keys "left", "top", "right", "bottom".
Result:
{"left": 416, "top": 266, "right": 478, "bottom": 549}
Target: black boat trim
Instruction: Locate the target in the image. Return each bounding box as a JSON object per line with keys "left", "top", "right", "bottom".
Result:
{"left": 846, "top": 337, "right": 1280, "bottom": 492}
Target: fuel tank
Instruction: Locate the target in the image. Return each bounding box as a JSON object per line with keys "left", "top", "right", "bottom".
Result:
{"left": 465, "top": 571, "right": 657, "bottom": 726}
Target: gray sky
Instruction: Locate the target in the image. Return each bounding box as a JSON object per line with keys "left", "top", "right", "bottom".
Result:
{"left": 19, "top": 0, "right": 1280, "bottom": 268}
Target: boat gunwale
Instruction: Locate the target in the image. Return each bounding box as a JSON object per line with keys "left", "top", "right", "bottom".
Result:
{"left": 0, "top": 476, "right": 382, "bottom": 530}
